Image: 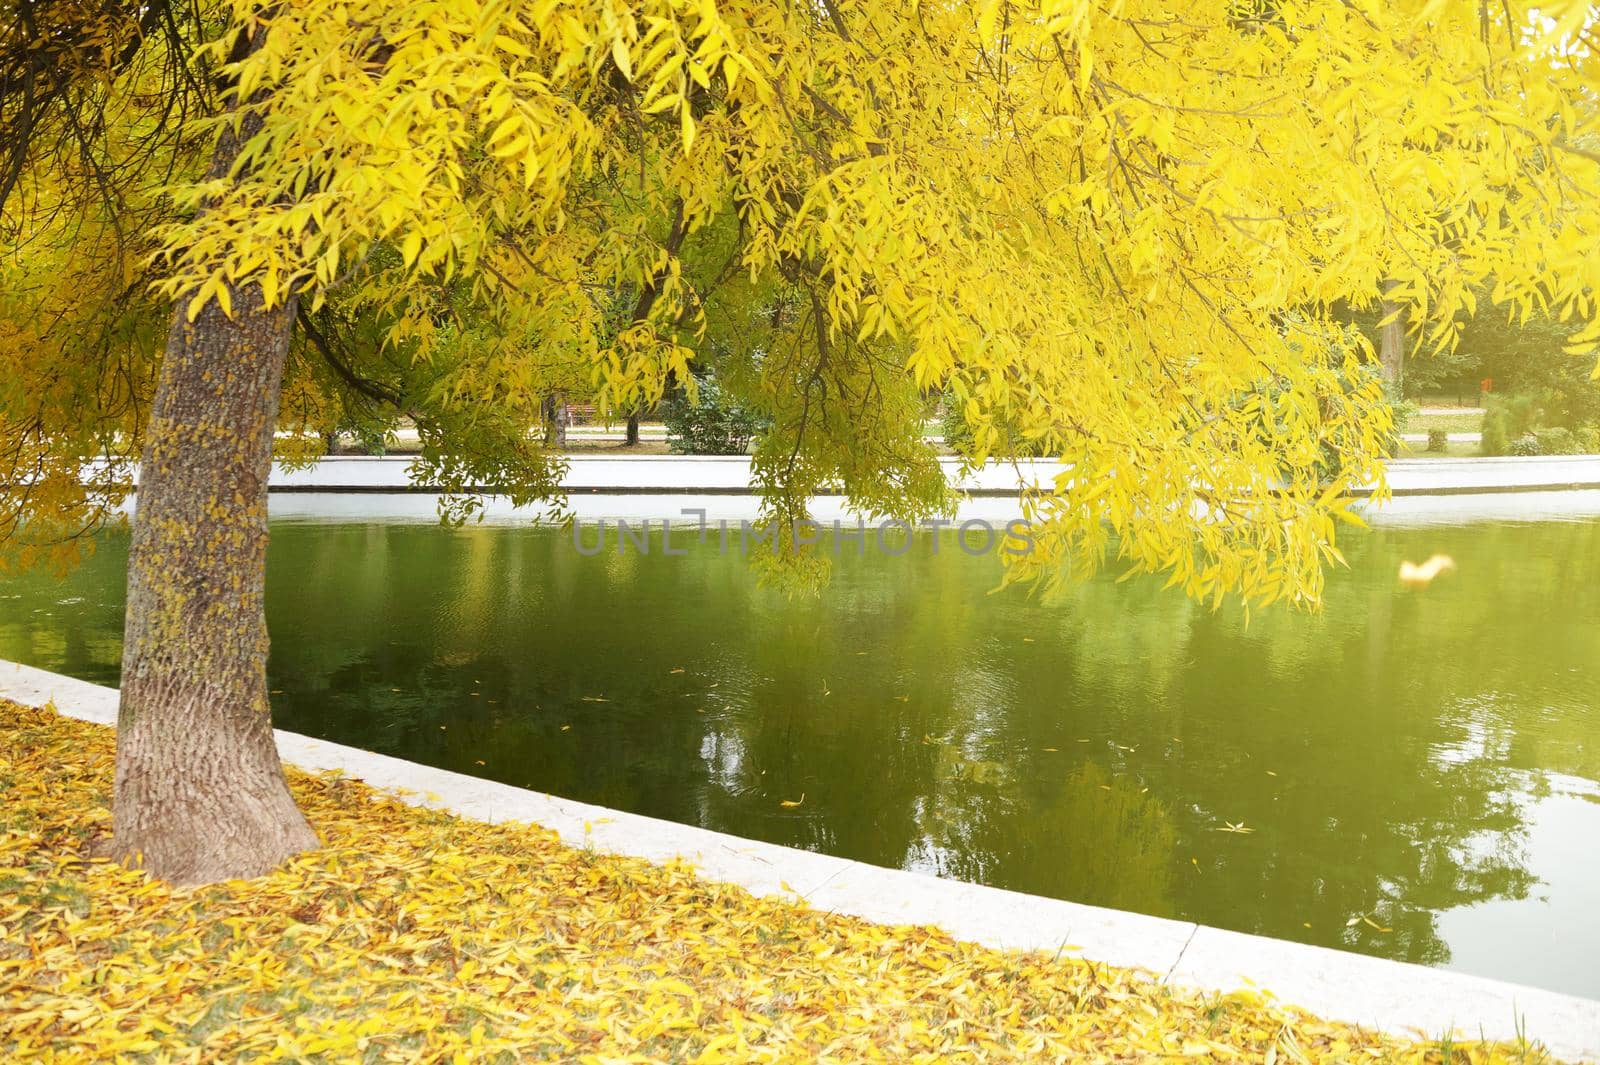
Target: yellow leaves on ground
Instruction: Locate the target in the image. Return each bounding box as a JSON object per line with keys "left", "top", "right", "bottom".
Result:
{"left": 0, "top": 699, "right": 1571, "bottom": 1063}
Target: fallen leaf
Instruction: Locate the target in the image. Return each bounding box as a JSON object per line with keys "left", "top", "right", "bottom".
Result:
{"left": 0, "top": 697, "right": 1516, "bottom": 1065}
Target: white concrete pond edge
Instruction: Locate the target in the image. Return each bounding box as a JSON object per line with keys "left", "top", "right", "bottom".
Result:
{"left": 3, "top": 659, "right": 1597, "bottom": 1062}
{"left": 92, "top": 452, "right": 1600, "bottom": 497}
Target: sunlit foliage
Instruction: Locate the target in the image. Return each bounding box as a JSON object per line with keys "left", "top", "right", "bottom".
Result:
{"left": 4, "top": 0, "right": 1599, "bottom": 607}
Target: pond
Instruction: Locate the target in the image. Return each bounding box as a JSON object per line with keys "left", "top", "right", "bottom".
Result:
{"left": 3, "top": 499, "right": 1598, "bottom": 998}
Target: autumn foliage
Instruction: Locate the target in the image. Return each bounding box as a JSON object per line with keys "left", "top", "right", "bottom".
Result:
{"left": 0, "top": 0, "right": 1594, "bottom": 608}
{"left": 0, "top": 700, "right": 1574, "bottom": 1062}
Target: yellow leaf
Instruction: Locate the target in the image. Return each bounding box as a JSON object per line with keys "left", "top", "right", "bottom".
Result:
{"left": 611, "top": 36, "right": 633, "bottom": 81}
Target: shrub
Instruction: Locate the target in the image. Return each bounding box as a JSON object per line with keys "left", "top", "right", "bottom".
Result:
{"left": 1479, "top": 393, "right": 1539, "bottom": 456}
{"left": 660, "top": 377, "right": 768, "bottom": 455}
{"left": 1426, "top": 428, "right": 1448, "bottom": 452}
{"left": 1507, "top": 433, "right": 1542, "bottom": 456}
{"left": 1534, "top": 427, "right": 1578, "bottom": 455}
{"left": 938, "top": 396, "right": 974, "bottom": 453}
{"left": 1389, "top": 395, "right": 1419, "bottom": 431}
{"left": 1382, "top": 392, "right": 1417, "bottom": 456}
{"left": 1479, "top": 409, "right": 1508, "bottom": 455}
{"left": 1578, "top": 425, "right": 1600, "bottom": 454}
{"left": 938, "top": 394, "right": 1054, "bottom": 457}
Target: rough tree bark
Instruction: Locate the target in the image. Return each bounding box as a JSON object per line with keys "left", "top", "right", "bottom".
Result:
{"left": 1379, "top": 279, "right": 1406, "bottom": 389}
{"left": 109, "top": 29, "right": 317, "bottom": 885}
{"left": 625, "top": 409, "right": 641, "bottom": 447}
{"left": 543, "top": 394, "right": 568, "bottom": 449}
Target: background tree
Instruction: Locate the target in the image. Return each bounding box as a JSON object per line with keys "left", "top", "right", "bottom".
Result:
{"left": 1378, "top": 281, "right": 1408, "bottom": 390}
{"left": 3, "top": 0, "right": 1599, "bottom": 882}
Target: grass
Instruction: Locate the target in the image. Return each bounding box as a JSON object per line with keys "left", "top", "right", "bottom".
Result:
{"left": 0, "top": 698, "right": 1572, "bottom": 1063}
{"left": 1394, "top": 439, "right": 1482, "bottom": 459}
{"left": 1403, "top": 412, "right": 1485, "bottom": 435}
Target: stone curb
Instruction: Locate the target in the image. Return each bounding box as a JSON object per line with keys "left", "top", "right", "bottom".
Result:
{"left": 83, "top": 453, "right": 1600, "bottom": 498}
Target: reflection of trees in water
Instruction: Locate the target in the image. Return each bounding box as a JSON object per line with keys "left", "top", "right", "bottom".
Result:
{"left": 5, "top": 518, "right": 1598, "bottom": 972}
{"left": 700, "top": 521, "right": 1598, "bottom": 965}
{"left": 1037, "top": 763, "right": 1177, "bottom": 916}
{"left": 0, "top": 541, "right": 127, "bottom": 687}
{"left": 1034, "top": 519, "right": 1598, "bottom": 963}
{"left": 906, "top": 761, "right": 1178, "bottom": 919}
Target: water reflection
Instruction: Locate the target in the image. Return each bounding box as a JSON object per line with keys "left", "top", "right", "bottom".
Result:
{"left": 1, "top": 515, "right": 1597, "bottom": 996}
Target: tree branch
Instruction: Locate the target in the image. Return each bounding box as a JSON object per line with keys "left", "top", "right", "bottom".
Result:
{"left": 295, "top": 307, "right": 403, "bottom": 407}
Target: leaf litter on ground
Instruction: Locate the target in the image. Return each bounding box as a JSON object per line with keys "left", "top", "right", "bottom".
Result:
{"left": 0, "top": 699, "right": 1569, "bottom": 1063}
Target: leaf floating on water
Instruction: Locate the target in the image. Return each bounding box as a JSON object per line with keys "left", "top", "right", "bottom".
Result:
{"left": 669, "top": 668, "right": 685, "bottom": 674}
{"left": 580, "top": 696, "right": 609, "bottom": 703}
{"left": 779, "top": 793, "right": 806, "bottom": 808}
{"left": 1215, "top": 821, "right": 1254, "bottom": 834}
{"left": 560, "top": 725, "right": 571, "bottom": 731}
{"left": 1042, "top": 747, "right": 1059, "bottom": 752}
{"left": 894, "top": 695, "right": 909, "bottom": 702}
{"left": 1398, "top": 554, "right": 1456, "bottom": 589}
{"left": 1361, "top": 916, "right": 1393, "bottom": 933}
{"left": 474, "top": 760, "right": 486, "bottom": 766}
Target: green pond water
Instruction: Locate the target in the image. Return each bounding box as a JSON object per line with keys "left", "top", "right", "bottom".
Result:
{"left": 2, "top": 513, "right": 1598, "bottom": 997}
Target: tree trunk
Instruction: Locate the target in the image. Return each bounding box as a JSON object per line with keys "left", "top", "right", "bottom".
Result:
{"left": 543, "top": 394, "right": 568, "bottom": 449}
{"left": 1379, "top": 279, "right": 1406, "bottom": 390}
{"left": 626, "top": 409, "right": 641, "bottom": 447}
{"left": 109, "top": 56, "right": 316, "bottom": 885}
